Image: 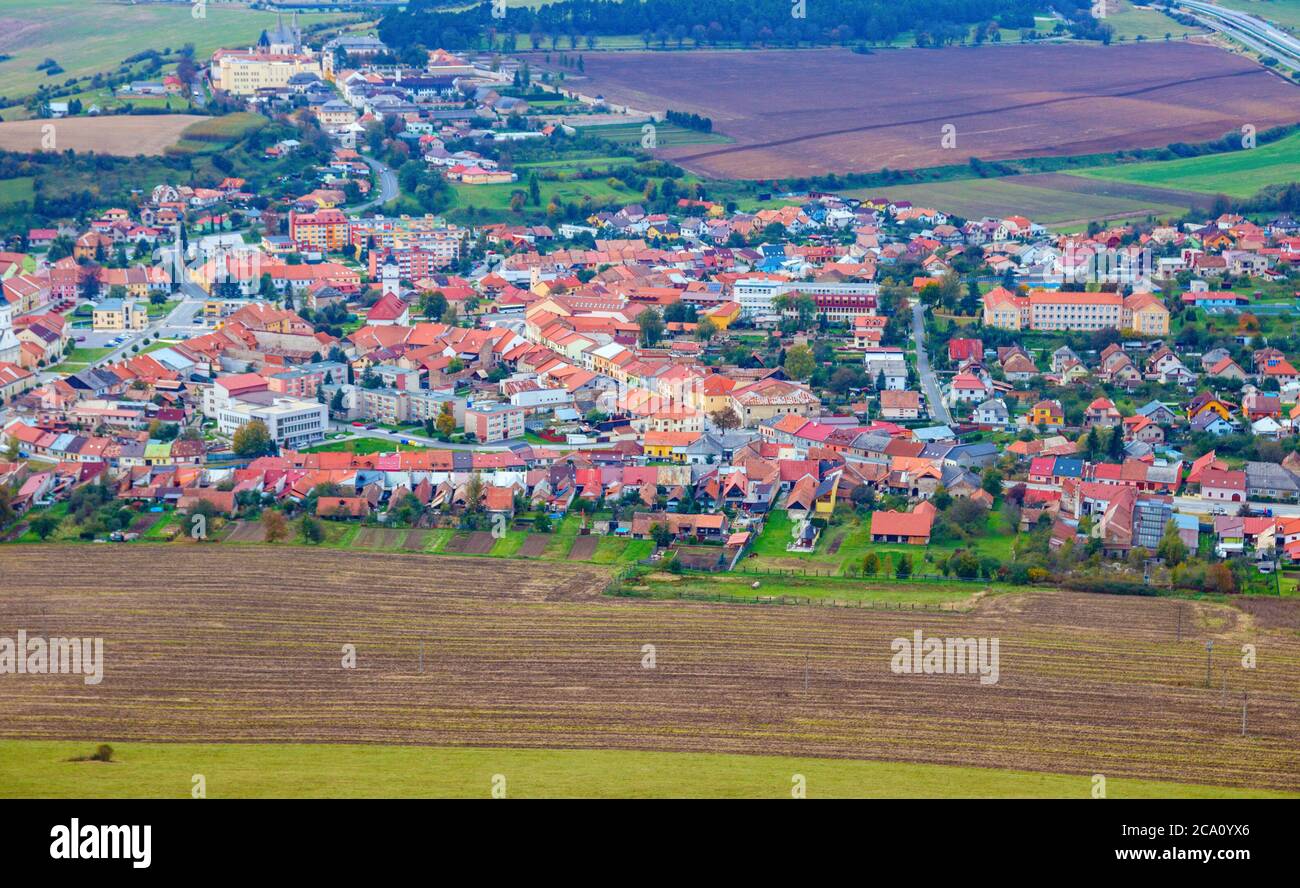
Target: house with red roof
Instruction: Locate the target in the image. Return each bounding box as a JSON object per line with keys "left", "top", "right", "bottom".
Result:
{"left": 367, "top": 293, "right": 410, "bottom": 326}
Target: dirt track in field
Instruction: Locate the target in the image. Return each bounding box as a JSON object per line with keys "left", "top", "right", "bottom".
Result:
{"left": 1, "top": 546, "right": 1297, "bottom": 791}
{"left": 574, "top": 43, "right": 1300, "bottom": 179}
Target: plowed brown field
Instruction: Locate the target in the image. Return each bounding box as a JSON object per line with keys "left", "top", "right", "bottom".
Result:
{"left": 574, "top": 43, "right": 1300, "bottom": 179}
{"left": 1, "top": 546, "right": 1297, "bottom": 791}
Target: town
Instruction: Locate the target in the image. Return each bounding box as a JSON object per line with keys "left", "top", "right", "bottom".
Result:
{"left": 1, "top": 17, "right": 1300, "bottom": 601}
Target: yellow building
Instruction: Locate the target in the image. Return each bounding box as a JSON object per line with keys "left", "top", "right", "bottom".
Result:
{"left": 642, "top": 431, "right": 700, "bottom": 462}
{"left": 703, "top": 300, "right": 741, "bottom": 331}
{"left": 210, "top": 50, "right": 321, "bottom": 96}
{"left": 1122, "top": 293, "right": 1170, "bottom": 336}
{"left": 92, "top": 298, "right": 148, "bottom": 332}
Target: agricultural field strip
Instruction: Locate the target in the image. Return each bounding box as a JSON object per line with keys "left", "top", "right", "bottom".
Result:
{"left": 576, "top": 43, "right": 1300, "bottom": 178}
{"left": 0, "top": 547, "right": 1296, "bottom": 791}
{"left": 670, "top": 66, "right": 1276, "bottom": 164}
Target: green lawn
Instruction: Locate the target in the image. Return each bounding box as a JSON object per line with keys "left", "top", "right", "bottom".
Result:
{"left": 61, "top": 346, "right": 112, "bottom": 364}
{"left": 2, "top": 740, "right": 1286, "bottom": 798}
{"left": 743, "top": 508, "right": 1019, "bottom": 579}
{"left": 1072, "top": 131, "right": 1300, "bottom": 198}
{"left": 303, "top": 436, "right": 413, "bottom": 455}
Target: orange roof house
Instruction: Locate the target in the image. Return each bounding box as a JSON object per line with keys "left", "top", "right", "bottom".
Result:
{"left": 869, "top": 507, "right": 934, "bottom": 545}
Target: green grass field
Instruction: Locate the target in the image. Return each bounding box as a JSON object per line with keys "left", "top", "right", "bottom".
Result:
{"left": 2, "top": 740, "right": 1288, "bottom": 798}
{"left": 579, "top": 120, "right": 732, "bottom": 148}
{"left": 1101, "top": 2, "right": 1207, "bottom": 41}
{"left": 0, "top": 1, "right": 349, "bottom": 105}
{"left": 449, "top": 175, "right": 642, "bottom": 212}
{"left": 847, "top": 177, "right": 1186, "bottom": 225}
{"left": 0, "top": 176, "right": 35, "bottom": 207}
{"left": 1072, "top": 131, "right": 1300, "bottom": 197}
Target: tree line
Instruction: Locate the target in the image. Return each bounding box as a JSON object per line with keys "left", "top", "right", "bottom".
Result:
{"left": 380, "top": 0, "right": 1041, "bottom": 52}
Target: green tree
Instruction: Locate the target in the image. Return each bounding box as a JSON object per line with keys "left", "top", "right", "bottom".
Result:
{"left": 862, "top": 551, "right": 880, "bottom": 577}
{"left": 1107, "top": 425, "right": 1125, "bottom": 461}
{"left": 30, "top": 514, "right": 61, "bottom": 541}
{"left": 895, "top": 553, "right": 913, "bottom": 579}
{"left": 300, "top": 516, "right": 325, "bottom": 544}
{"left": 981, "top": 468, "right": 1003, "bottom": 497}
{"left": 638, "top": 308, "right": 664, "bottom": 347}
{"left": 1156, "top": 520, "right": 1187, "bottom": 567}
{"left": 232, "top": 419, "right": 275, "bottom": 458}
{"left": 783, "top": 344, "right": 815, "bottom": 380}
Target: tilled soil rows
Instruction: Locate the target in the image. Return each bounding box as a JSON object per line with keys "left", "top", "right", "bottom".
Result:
{"left": 574, "top": 43, "right": 1300, "bottom": 179}
{"left": 1, "top": 546, "right": 1297, "bottom": 791}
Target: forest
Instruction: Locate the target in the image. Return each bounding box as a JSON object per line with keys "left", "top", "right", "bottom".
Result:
{"left": 379, "top": 0, "right": 1047, "bottom": 51}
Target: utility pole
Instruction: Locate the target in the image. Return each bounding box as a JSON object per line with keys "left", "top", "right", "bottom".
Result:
{"left": 1204, "top": 640, "right": 1214, "bottom": 688}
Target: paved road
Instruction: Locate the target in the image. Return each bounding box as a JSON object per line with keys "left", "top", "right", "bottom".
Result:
{"left": 352, "top": 155, "right": 398, "bottom": 213}
{"left": 1173, "top": 0, "right": 1300, "bottom": 69}
{"left": 912, "top": 301, "right": 953, "bottom": 426}
{"left": 1172, "top": 496, "right": 1300, "bottom": 518}
{"left": 43, "top": 295, "right": 207, "bottom": 384}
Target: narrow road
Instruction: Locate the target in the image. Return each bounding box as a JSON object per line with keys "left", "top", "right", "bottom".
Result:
{"left": 352, "top": 155, "right": 398, "bottom": 213}
{"left": 912, "top": 301, "right": 952, "bottom": 426}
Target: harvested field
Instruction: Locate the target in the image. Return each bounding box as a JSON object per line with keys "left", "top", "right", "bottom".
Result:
{"left": 575, "top": 43, "right": 1300, "bottom": 179}
{"left": 518, "top": 535, "right": 551, "bottom": 558}
{"left": 1, "top": 546, "right": 1297, "bottom": 793}
{"left": 568, "top": 534, "right": 599, "bottom": 560}
{"left": 0, "top": 116, "right": 207, "bottom": 156}
{"left": 402, "top": 530, "right": 428, "bottom": 551}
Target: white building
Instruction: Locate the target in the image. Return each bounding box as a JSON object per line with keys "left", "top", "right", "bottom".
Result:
{"left": 732, "top": 278, "right": 877, "bottom": 319}
{"left": 0, "top": 302, "right": 18, "bottom": 365}
{"left": 216, "top": 394, "right": 327, "bottom": 450}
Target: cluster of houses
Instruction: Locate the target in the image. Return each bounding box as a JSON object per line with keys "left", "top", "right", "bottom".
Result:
{"left": 7, "top": 37, "right": 1300, "bottom": 576}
